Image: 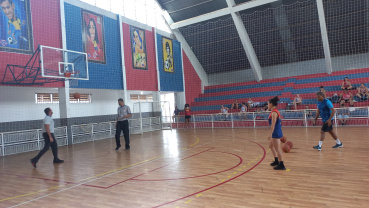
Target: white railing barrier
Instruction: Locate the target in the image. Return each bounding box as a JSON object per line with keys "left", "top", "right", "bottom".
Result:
{"left": 0, "top": 127, "right": 67, "bottom": 156}
{"left": 167, "top": 107, "right": 369, "bottom": 129}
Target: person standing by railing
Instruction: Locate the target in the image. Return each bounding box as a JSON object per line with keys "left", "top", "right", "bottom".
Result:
{"left": 172, "top": 106, "right": 180, "bottom": 123}
{"left": 30, "top": 108, "right": 63, "bottom": 168}
{"left": 184, "top": 103, "right": 191, "bottom": 130}
{"left": 115, "top": 98, "right": 131, "bottom": 151}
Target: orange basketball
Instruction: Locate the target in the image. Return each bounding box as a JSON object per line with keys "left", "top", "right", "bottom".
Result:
{"left": 282, "top": 144, "right": 290, "bottom": 153}
{"left": 74, "top": 93, "right": 81, "bottom": 99}
{"left": 280, "top": 136, "right": 287, "bottom": 143}
{"left": 286, "top": 141, "right": 293, "bottom": 148}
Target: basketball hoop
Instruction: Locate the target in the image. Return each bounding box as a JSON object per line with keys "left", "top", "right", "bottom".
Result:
{"left": 64, "top": 71, "right": 80, "bottom": 87}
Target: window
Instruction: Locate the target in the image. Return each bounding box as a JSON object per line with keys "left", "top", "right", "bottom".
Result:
{"left": 35, "top": 93, "right": 59, "bottom": 104}
{"left": 130, "top": 94, "right": 153, "bottom": 101}
{"left": 70, "top": 94, "right": 92, "bottom": 103}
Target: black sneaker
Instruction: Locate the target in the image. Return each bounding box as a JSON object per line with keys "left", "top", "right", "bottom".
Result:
{"left": 124, "top": 148, "right": 130, "bottom": 151}
{"left": 273, "top": 164, "right": 286, "bottom": 170}
{"left": 53, "top": 159, "right": 64, "bottom": 164}
{"left": 30, "top": 159, "right": 36, "bottom": 168}
{"left": 115, "top": 146, "right": 121, "bottom": 151}
{"left": 270, "top": 161, "right": 279, "bottom": 166}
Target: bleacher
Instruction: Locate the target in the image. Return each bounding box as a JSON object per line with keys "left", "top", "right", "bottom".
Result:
{"left": 189, "top": 68, "right": 369, "bottom": 115}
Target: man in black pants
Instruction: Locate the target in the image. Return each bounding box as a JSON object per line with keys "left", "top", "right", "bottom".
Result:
{"left": 30, "top": 108, "right": 64, "bottom": 168}
{"left": 115, "top": 98, "right": 131, "bottom": 151}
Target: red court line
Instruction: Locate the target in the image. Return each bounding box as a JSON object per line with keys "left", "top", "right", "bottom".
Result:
{"left": 151, "top": 140, "right": 266, "bottom": 208}
{"left": 103, "top": 147, "right": 215, "bottom": 189}
{"left": 131, "top": 151, "right": 242, "bottom": 181}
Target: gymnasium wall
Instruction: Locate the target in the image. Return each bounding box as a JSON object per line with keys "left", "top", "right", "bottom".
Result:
{"left": 64, "top": 1, "right": 123, "bottom": 90}
{"left": 122, "top": 21, "right": 158, "bottom": 91}
{"left": 183, "top": 51, "right": 202, "bottom": 105}
{"left": 156, "top": 34, "right": 184, "bottom": 92}
{"left": 0, "top": 86, "right": 122, "bottom": 133}
{"left": 208, "top": 53, "right": 369, "bottom": 86}
{"left": 0, "top": 0, "right": 63, "bottom": 88}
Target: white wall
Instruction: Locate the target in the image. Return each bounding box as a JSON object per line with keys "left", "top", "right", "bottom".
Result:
{"left": 0, "top": 86, "right": 122, "bottom": 122}
{"left": 124, "top": 90, "right": 160, "bottom": 114}
{"left": 208, "top": 53, "right": 369, "bottom": 86}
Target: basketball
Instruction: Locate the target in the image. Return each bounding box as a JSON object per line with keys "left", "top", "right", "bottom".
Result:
{"left": 74, "top": 93, "right": 81, "bottom": 99}
{"left": 286, "top": 141, "right": 293, "bottom": 148}
{"left": 280, "top": 136, "right": 287, "bottom": 143}
{"left": 282, "top": 144, "right": 291, "bottom": 153}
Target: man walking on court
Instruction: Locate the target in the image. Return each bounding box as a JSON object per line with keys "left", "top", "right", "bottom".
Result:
{"left": 30, "top": 108, "right": 64, "bottom": 168}
{"left": 313, "top": 92, "right": 343, "bottom": 151}
{"left": 115, "top": 98, "right": 131, "bottom": 151}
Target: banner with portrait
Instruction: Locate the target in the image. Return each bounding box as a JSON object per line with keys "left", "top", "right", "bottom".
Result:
{"left": 162, "top": 37, "right": 174, "bottom": 73}
{"left": 0, "top": 0, "right": 33, "bottom": 54}
{"left": 81, "top": 9, "right": 106, "bottom": 64}
{"left": 130, "top": 25, "right": 147, "bottom": 70}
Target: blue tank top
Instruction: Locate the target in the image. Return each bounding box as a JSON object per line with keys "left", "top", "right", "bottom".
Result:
{"left": 268, "top": 109, "right": 283, "bottom": 138}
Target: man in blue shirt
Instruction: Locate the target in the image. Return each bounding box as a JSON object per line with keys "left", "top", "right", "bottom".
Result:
{"left": 313, "top": 92, "right": 343, "bottom": 151}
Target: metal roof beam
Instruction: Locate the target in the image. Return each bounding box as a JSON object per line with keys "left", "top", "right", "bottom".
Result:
{"left": 170, "top": 0, "right": 278, "bottom": 29}
{"left": 227, "top": 0, "right": 262, "bottom": 81}
{"left": 160, "top": 11, "right": 209, "bottom": 86}
{"left": 316, "top": 0, "right": 332, "bottom": 74}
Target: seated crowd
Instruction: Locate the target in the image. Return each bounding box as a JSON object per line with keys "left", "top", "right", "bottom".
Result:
{"left": 172, "top": 80, "right": 369, "bottom": 122}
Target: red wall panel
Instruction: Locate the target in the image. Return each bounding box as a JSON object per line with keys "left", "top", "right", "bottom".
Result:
{"left": 183, "top": 51, "right": 202, "bottom": 105}
{"left": 0, "top": 0, "right": 63, "bottom": 88}
{"left": 123, "top": 23, "right": 158, "bottom": 91}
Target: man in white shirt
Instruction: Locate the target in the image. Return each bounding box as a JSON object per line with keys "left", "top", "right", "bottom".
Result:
{"left": 115, "top": 98, "right": 132, "bottom": 150}
{"left": 30, "top": 108, "right": 63, "bottom": 168}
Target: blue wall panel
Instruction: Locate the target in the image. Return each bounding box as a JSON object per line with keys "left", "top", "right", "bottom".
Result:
{"left": 64, "top": 3, "right": 123, "bottom": 89}
{"left": 157, "top": 34, "right": 184, "bottom": 92}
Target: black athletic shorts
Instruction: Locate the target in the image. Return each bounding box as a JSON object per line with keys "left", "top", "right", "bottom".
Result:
{"left": 185, "top": 115, "right": 191, "bottom": 119}
{"left": 321, "top": 122, "right": 333, "bottom": 132}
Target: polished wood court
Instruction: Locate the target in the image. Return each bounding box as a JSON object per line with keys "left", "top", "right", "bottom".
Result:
{"left": 0, "top": 127, "right": 368, "bottom": 208}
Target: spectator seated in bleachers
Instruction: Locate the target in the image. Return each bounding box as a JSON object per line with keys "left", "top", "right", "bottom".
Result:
{"left": 231, "top": 99, "right": 239, "bottom": 109}
{"left": 263, "top": 104, "right": 269, "bottom": 111}
{"left": 337, "top": 108, "right": 350, "bottom": 125}
{"left": 341, "top": 77, "right": 353, "bottom": 90}
{"left": 319, "top": 86, "right": 327, "bottom": 98}
{"left": 219, "top": 105, "right": 229, "bottom": 119}
{"left": 303, "top": 105, "right": 315, "bottom": 126}
{"left": 247, "top": 97, "right": 253, "bottom": 108}
{"left": 339, "top": 89, "right": 354, "bottom": 107}
{"left": 356, "top": 83, "right": 368, "bottom": 100}
{"left": 292, "top": 94, "right": 302, "bottom": 110}
{"left": 238, "top": 102, "right": 247, "bottom": 120}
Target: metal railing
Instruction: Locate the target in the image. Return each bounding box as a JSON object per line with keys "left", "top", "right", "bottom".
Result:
{"left": 166, "top": 107, "right": 369, "bottom": 129}
{"left": 2, "top": 107, "right": 366, "bottom": 156}
{"left": 0, "top": 127, "right": 68, "bottom": 156}
{"left": 71, "top": 117, "right": 163, "bottom": 144}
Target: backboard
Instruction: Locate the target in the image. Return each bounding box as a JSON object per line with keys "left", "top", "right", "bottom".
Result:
{"left": 40, "top": 45, "right": 89, "bottom": 80}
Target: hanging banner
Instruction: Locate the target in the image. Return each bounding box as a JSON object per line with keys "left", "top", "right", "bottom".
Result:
{"left": 130, "top": 25, "right": 147, "bottom": 70}
{"left": 81, "top": 9, "right": 106, "bottom": 64}
{"left": 162, "top": 36, "right": 174, "bottom": 73}
{"left": 0, "top": 0, "right": 33, "bottom": 54}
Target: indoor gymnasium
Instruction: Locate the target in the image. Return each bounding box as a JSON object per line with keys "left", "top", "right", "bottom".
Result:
{"left": 1, "top": 0, "right": 369, "bottom": 207}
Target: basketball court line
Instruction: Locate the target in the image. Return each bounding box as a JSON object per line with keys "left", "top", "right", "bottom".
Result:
{"left": 178, "top": 149, "right": 266, "bottom": 207}
{"left": 152, "top": 139, "right": 266, "bottom": 208}
{"left": 6, "top": 137, "right": 263, "bottom": 208}
{"left": 1, "top": 136, "right": 200, "bottom": 204}
{"left": 130, "top": 151, "right": 242, "bottom": 182}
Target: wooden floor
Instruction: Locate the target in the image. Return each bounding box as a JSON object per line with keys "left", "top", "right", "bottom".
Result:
{"left": 1, "top": 127, "right": 368, "bottom": 208}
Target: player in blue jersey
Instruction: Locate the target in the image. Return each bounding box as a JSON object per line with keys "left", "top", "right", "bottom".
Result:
{"left": 313, "top": 92, "right": 343, "bottom": 151}
{"left": 268, "top": 96, "right": 286, "bottom": 170}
